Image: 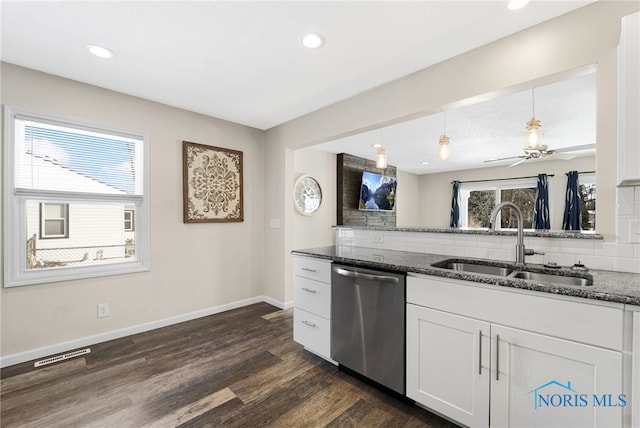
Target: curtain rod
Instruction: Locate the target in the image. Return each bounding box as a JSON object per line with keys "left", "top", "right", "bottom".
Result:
{"left": 452, "top": 174, "right": 555, "bottom": 184}
{"left": 566, "top": 170, "right": 595, "bottom": 175}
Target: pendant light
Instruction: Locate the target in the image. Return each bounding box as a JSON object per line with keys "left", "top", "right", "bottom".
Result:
{"left": 438, "top": 112, "right": 450, "bottom": 160}
{"left": 373, "top": 129, "right": 387, "bottom": 169}
{"left": 376, "top": 146, "right": 387, "bottom": 169}
{"left": 525, "top": 88, "right": 543, "bottom": 150}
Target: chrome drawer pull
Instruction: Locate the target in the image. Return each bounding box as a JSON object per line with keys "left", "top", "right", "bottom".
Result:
{"left": 301, "top": 320, "right": 317, "bottom": 328}
{"left": 478, "top": 330, "right": 483, "bottom": 375}
{"left": 496, "top": 334, "right": 500, "bottom": 381}
{"left": 301, "top": 287, "right": 317, "bottom": 294}
{"left": 301, "top": 267, "right": 317, "bottom": 273}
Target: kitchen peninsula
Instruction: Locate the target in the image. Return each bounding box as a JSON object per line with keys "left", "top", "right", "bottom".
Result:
{"left": 292, "top": 225, "right": 640, "bottom": 428}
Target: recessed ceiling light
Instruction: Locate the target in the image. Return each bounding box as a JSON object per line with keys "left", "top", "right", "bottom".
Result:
{"left": 371, "top": 143, "right": 382, "bottom": 148}
{"left": 421, "top": 161, "right": 430, "bottom": 165}
{"left": 507, "top": 0, "right": 530, "bottom": 10}
{"left": 301, "top": 33, "right": 325, "bottom": 49}
{"left": 86, "top": 44, "right": 115, "bottom": 59}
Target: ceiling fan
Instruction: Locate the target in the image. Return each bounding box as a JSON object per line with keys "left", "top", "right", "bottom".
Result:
{"left": 484, "top": 143, "right": 596, "bottom": 167}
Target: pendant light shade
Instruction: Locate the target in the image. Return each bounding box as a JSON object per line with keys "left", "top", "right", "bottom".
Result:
{"left": 525, "top": 88, "right": 543, "bottom": 150}
{"left": 438, "top": 112, "right": 450, "bottom": 160}
{"left": 438, "top": 135, "right": 450, "bottom": 160}
{"left": 376, "top": 146, "right": 387, "bottom": 169}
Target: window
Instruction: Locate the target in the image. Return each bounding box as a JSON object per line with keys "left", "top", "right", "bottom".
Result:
{"left": 460, "top": 179, "right": 538, "bottom": 230}
{"left": 4, "top": 106, "right": 149, "bottom": 286}
{"left": 579, "top": 173, "right": 596, "bottom": 231}
{"left": 124, "top": 209, "right": 135, "bottom": 232}
{"left": 40, "top": 202, "right": 69, "bottom": 238}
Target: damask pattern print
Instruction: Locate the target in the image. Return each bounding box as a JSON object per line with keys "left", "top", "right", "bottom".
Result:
{"left": 183, "top": 141, "right": 243, "bottom": 223}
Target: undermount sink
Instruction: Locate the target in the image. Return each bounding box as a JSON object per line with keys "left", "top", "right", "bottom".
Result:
{"left": 432, "top": 258, "right": 593, "bottom": 286}
{"left": 432, "top": 260, "right": 512, "bottom": 277}
{"left": 508, "top": 271, "right": 592, "bottom": 287}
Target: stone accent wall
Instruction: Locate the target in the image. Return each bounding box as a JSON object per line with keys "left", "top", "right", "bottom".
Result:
{"left": 337, "top": 153, "right": 397, "bottom": 227}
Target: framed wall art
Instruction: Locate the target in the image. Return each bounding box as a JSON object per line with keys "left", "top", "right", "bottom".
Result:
{"left": 182, "top": 141, "right": 244, "bottom": 223}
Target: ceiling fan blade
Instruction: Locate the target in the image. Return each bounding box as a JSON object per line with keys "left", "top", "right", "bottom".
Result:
{"left": 553, "top": 143, "right": 596, "bottom": 154}
{"left": 484, "top": 155, "right": 526, "bottom": 163}
{"left": 508, "top": 157, "right": 530, "bottom": 167}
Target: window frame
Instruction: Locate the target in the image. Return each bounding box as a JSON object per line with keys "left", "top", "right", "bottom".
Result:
{"left": 459, "top": 178, "right": 541, "bottom": 230}
{"left": 3, "top": 105, "right": 150, "bottom": 287}
{"left": 124, "top": 209, "right": 135, "bottom": 232}
{"left": 40, "top": 202, "right": 69, "bottom": 239}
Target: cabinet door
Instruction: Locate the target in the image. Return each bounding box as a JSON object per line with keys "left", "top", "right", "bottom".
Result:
{"left": 406, "top": 304, "right": 490, "bottom": 428}
{"left": 618, "top": 12, "right": 640, "bottom": 185}
{"left": 491, "top": 325, "right": 623, "bottom": 428}
{"left": 633, "top": 312, "right": 640, "bottom": 428}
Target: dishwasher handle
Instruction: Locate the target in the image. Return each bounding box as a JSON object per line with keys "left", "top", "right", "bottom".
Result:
{"left": 334, "top": 267, "right": 400, "bottom": 283}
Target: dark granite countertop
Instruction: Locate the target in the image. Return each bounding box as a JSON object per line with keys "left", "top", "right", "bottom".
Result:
{"left": 333, "top": 225, "right": 603, "bottom": 240}
{"left": 292, "top": 246, "right": 640, "bottom": 306}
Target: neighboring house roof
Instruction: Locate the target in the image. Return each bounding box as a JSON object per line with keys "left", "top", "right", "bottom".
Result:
{"left": 20, "top": 152, "right": 126, "bottom": 194}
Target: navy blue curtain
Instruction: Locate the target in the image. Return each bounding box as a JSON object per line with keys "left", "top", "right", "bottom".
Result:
{"left": 450, "top": 180, "right": 460, "bottom": 228}
{"left": 532, "top": 174, "right": 550, "bottom": 229}
{"left": 562, "top": 170, "right": 582, "bottom": 230}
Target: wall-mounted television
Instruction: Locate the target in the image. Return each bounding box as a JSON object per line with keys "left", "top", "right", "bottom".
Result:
{"left": 359, "top": 171, "right": 397, "bottom": 211}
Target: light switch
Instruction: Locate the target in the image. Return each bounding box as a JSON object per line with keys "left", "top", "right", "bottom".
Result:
{"left": 269, "top": 218, "right": 281, "bottom": 229}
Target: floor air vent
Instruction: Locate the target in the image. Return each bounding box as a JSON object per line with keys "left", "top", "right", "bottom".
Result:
{"left": 34, "top": 348, "right": 91, "bottom": 368}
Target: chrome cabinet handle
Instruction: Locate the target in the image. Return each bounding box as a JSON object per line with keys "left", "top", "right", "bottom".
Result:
{"left": 301, "top": 287, "right": 317, "bottom": 294}
{"left": 334, "top": 268, "right": 400, "bottom": 283}
{"left": 301, "top": 267, "right": 317, "bottom": 273}
{"left": 478, "top": 330, "right": 483, "bottom": 375}
{"left": 495, "top": 334, "right": 500, "bottom": 381}
{"left": 301, "top": 320, "right": 317, "bottom": 328}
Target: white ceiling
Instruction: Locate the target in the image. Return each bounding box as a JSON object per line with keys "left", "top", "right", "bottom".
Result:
{"left": 1, "top": 1, "right": 597, "bottom": 174}
{"left": 316, "top": 67, "right": 597, "bottom": 174}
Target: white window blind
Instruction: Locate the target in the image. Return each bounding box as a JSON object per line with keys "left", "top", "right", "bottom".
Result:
{"left": 4, "top": 107, "right": 150, "bottom": 287}
{"left": 15, "top": 117, "right": 143, "bottom": 195}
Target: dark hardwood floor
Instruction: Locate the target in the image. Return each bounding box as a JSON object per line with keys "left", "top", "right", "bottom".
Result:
{"left": 1, "top": 302, "right": 458, "bottom": 428}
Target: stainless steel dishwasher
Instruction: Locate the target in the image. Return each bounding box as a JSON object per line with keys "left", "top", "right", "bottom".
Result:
{"left": 331, "top": 264, "right": 406, "bottom": 395}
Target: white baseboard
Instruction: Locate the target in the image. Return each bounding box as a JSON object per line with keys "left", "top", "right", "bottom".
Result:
{"left": 0, "top": 295, "right": 288, "bottom": 368}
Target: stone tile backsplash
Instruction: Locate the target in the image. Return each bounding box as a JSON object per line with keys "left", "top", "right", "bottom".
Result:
{"left": 336, "top": 228, "right": 640, "bottom": 273}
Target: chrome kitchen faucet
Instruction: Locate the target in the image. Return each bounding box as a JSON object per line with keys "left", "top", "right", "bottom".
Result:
{"left": 489, "top": 202, "right": 526, "bottom": 266}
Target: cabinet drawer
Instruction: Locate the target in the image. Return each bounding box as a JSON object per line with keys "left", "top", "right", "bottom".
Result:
{"left": 293, "top": 308, "right": 331, "bottom": 359}
{"left": 293, "top": 256, "right": 331, "bottom": 283}
{"left": 294, "top": 277, "right": 331, "bottom": 318}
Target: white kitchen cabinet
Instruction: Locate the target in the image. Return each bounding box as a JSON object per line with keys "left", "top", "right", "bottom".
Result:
{"left": 633, "top": 311, "right": 640, "bottom": 428}
{"left": 618, "top": 11, "right": 640, "bottom": 186}
{"left": 406, "top": 274, "right": 625, "bottom": 428}
{"left": 292, "top": 255, "right": 335, "bottom": 363}
{"left": 406, "top": 304, "right": 490, "bottom": 427}
{"left": 491, "top": 325, "right": 622, "bottom": 428}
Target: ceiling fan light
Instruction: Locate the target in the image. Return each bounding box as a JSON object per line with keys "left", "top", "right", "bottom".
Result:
{"left": 376, "top": 147, "right": 387, "bottom": 169}
{"left": 525, "top": 118, "right": 542, "bottom": 150}
{"left": 438, "top": 135, "right": 450, "bottom": 160}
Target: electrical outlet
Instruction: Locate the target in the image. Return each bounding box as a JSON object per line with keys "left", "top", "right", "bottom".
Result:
{"left": 97, "top": 303, "right": 110, "bottom": 318}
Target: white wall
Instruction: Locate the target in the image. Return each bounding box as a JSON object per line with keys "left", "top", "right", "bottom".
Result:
{"left": 1, "top": 63, "right": 266, "bottom": 361}
{"left": 265, "top": 2, "right": 639, "bottom": 306}
{"left": 396, "top": 170, "right": 421, "bottom": 227}
{"left": 292, "top": 149, "right": 337, "bottom": 252}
